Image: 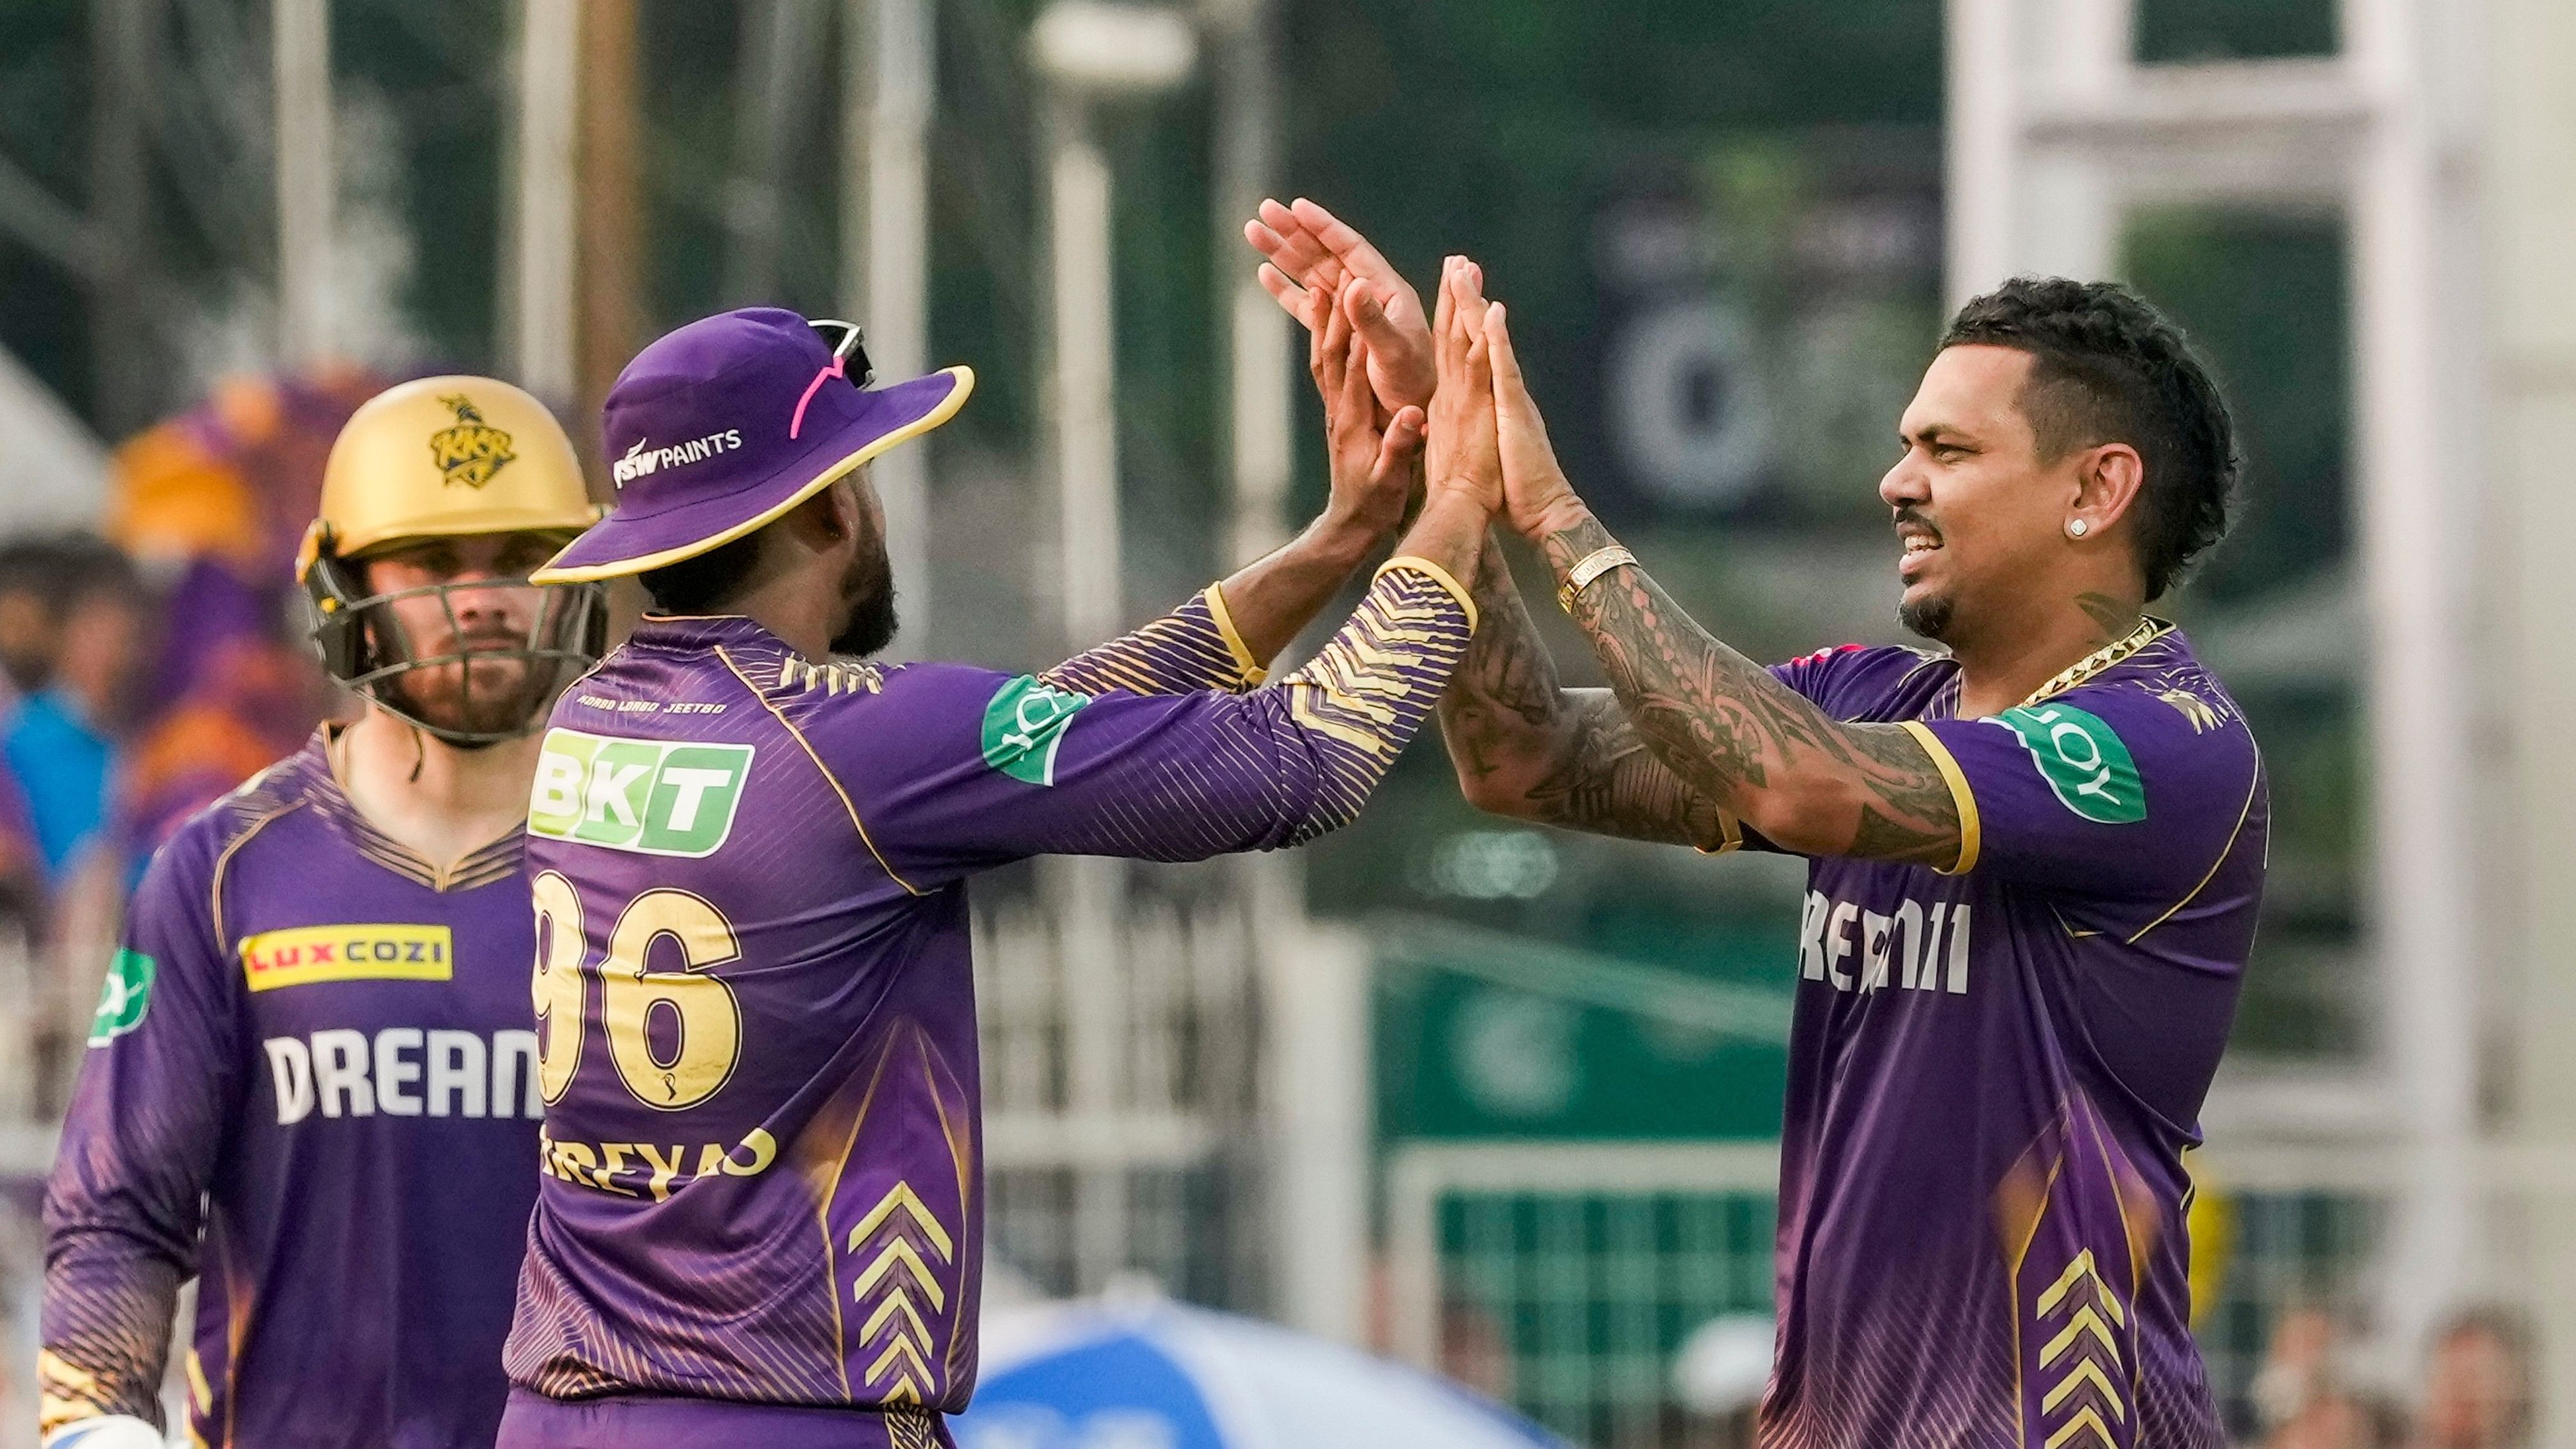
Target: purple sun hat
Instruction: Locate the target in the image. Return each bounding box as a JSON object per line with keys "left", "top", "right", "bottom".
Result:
{"left": 531, "top": 307, "right": 972, "bottom": 582}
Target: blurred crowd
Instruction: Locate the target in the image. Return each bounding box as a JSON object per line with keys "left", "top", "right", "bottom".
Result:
{"left": 2246, "top": 1306, "right": 2532, "bottom": 1449}
{"left": 0, "top": 370, "right": 386, "bottom": 1109}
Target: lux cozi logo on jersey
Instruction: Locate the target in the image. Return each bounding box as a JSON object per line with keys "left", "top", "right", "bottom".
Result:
{"left": 241, "top": 924, "right": 454, "bottom": 991}
{"left": 1799, "top": 889, "right": 1972, "bottom": 995}
{"left": 528, "top": 729, "right": 754, "bottom": 856}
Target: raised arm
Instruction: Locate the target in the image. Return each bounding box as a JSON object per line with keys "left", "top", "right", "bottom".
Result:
{"left": 1474, "top": 298, "right": 1962, "bottom": 869}
{"left": 1437, "top": 531, "right": 1734, "bottom": 848}
{"left": 839, "top": 265, "right": 1501, "bottom": 885}
{"left": 1243, "top": 209, "right": 1731, "bottom": 849}
{"left": 1044, "top": 268, "right": 1425, "bottom": 699}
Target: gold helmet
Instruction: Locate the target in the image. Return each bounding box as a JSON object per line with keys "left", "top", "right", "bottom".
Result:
{"left": 297, "top": 376, "right": 608, "bottom": 745}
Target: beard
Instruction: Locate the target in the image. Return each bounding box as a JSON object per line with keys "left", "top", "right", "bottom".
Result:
{"left": 1898, "top": 591, "right": 1954, "bottom": 643}
{"left": 828, "top": 540, "right": 900, "bottom": 657}
{"left": 386, "top": 646, "right": 543, "bottom": 740}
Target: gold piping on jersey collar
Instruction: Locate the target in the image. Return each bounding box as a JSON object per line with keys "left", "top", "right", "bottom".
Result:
{"left": 2017, "top": 616, "right": 2173, "bottom": 710}
{"left": 318, "top": 722, "right": 525, "bottom": 892}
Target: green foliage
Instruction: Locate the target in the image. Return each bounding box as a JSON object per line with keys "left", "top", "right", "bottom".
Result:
{"left": 2122, "top": 206, "right": 2361, "bottom": 1059}
{"left": 2135, "top": 0, "right": 2337, "bottom": 65}
{"left": 336, "top": 0, "right": 509, "bottom": 369}
{"left": 2123, "top": 207, "right": 2350, "bottom": 604}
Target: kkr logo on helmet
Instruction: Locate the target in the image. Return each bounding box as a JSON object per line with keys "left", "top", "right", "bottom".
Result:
{"left": 529, "top": 728, "right": 755, "bottom": 856}
{"left": 429, "top": 394, "right": 516, "bottom": 488}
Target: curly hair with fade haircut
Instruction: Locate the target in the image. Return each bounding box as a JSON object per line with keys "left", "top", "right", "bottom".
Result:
{"left": 1940, "top": 276, "right": 2241, "bottom": 601}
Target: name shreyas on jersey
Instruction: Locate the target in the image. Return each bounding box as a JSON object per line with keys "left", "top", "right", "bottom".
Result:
{"left": 241, "top": 924, "right": 454, "bottom": 991}
{"left": 528, "top": 728, "right": 754, "bottom": 857}
{"left": 538, "top": 1124, "right": 780, "bottom": 1202}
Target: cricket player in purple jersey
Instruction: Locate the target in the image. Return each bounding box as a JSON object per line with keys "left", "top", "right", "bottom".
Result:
{"left": 39, "top": 378, "right": 609, "bottom": 1449}
{"left": 1253, "top": 204, "right": 2263, "bottom": 1449}
{"left": 496, "top": 295, "right": 1502, "bottom": 1448}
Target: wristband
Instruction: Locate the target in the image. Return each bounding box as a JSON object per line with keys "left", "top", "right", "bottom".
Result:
{"left": 1556, "top": 545, "right": 1637, "bottom": 615}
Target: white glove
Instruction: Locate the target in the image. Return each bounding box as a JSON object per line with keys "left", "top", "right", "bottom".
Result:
{"left": 43, "top": 1416, "right": 166, "bottom": 1449}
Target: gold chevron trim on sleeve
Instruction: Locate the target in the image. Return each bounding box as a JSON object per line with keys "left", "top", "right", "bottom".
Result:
{"left": 848, "top": 1182, "right": 956, "bottom": 1262}
{"left": 1377, "top": 555, "right": 1478, "bottom": 630}
{"left": 862, "top": 1290, "right": 936, "bottom": 1351}
{"left": 867, "top": 1333, "right": 935, "bottom": 1387}
{"left": 853, "top": 1237, "right": 948, "bottom": 1313}
{"left": 846, "top": 1181, "right": 960, "bottom": 1400}
{"left": 2041, "top": 1358, "right": 2127, "bottom": 1420}
{"left": 2042, "top": 1304, "right": 2120, "bottom": 1366}
{"left": 2045, "top": 1406, "right": 2118, "bottom": 1449}
{"left": 1289, "top": 692, "right": 1395, "bottom": 754}
{"left": 2034, "top": 1249, "right": 2125, "bottom": 1325}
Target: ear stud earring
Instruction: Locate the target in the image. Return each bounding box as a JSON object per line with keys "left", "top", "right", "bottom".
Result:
{"left": 2067, "top": 519, "right": 2090, "bottom": 538}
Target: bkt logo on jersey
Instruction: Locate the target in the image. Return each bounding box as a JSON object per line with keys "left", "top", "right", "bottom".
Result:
{"left": 529, "top": 729, "right": 754, "bottom": 857}
{"left": 1799, "top": 889, "right": 1972, "bottom": 996}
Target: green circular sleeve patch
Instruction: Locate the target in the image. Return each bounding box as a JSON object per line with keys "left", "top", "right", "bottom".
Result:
{"left": 1990, "top": 702, "right": 2146, "bottom": 824}
{"left": 88, "top": 947, "right": 157, "bottom": 1046}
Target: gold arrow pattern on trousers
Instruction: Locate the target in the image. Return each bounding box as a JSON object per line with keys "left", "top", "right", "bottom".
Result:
{"left": 848, "top": 1182, "right": 956, "bottom": 1405}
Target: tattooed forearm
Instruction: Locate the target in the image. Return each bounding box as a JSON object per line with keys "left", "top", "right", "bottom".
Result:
{"left": 1540, "top": 513, "right": 1963, "bottom": 867}
{"left": 1436, "top": 533, "right": 1728, "bottom": 846}
{"left": 1525, "top": 692, "right": 1730, "bottom": 847}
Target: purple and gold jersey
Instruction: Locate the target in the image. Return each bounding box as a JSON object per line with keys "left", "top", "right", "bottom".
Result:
{"left": 42, "top": 735, "right": 547, "bottom": 1448}
{"left": 502, "top": 564, "right": 1472, "bottom": 1446}
{"left": 1751, "top": 623, "right": 2263, "bottom": 1449}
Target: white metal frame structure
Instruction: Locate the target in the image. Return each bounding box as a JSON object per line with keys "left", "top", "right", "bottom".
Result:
{"left": 1945, "top": 0, "right": 2478, "bottom": 1368}
{"left": 1385, "top": 1141, "right": 1783, "bottom": 1375}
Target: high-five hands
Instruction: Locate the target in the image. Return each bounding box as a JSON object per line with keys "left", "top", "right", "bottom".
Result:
{"left": 1248, "top": 198, "right": 1436, "bottom": 413}
{"left": 1303, "top": 277, "right": 1425, "bottom": 537}
{"left": 1424, "top": 258, "right": 1502, "bottom": 518}
{"left": 1480, "top": 304, "right": 1588, "bottom": 541}
{"left": 1246, "top": 198, "right": 1581, "bottom": 533}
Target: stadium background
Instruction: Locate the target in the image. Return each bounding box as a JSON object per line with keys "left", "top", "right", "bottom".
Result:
{"left": 0, "top": 0, "right": 2559, "bottom": 1445}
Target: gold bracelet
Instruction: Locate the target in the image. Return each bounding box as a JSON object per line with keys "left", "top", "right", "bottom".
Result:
{"left": 1556, "top": 545, "right": 1638, "bottom": 615}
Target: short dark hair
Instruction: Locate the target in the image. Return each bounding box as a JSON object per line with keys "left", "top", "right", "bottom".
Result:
{"left": 639, "top": 531, "right": 766, "bottom": 616}
{"left": 1940, "top": 276, "right": 2240, "bottom": 600}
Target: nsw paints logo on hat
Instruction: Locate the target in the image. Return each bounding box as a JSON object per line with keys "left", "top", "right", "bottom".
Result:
{"left": 531, "top": 307, "right": 974, "bottom": 584}
{"left": 612, "top": 428, "right": 746, "bottom": 489}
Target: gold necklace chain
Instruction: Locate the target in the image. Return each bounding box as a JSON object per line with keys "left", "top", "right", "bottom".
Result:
{"left": 2015, "top": 616, "right": 2169, "bottom": 709}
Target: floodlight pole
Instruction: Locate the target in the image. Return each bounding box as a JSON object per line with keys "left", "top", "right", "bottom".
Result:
{"left": 845, "top": 0, "right": 935, "bottom": 657}
{"left": 1202, "top": 0, "right": 1368, "bottom": 1346}
{"left": 271, "top": 0, "right": 332, "bottom": 366}
{"left": 511, "top": 0, "right": 582, "bottom": 402}
{"left": 1032, "top": 0, "right": 1199, "bottom": 1296}
{"left": 1047, "top": 102, "right": 1124, "bottom": 653}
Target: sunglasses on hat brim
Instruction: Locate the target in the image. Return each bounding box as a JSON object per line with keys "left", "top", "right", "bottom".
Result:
{"left": 807, "top": 319, "right": 875, "bottom": 389}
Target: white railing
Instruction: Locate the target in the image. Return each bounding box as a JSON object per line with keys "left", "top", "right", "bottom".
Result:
{"left": 1383, "top": 1138, "right": 2576, "bottom": 1448}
